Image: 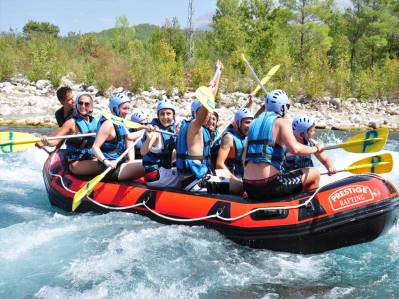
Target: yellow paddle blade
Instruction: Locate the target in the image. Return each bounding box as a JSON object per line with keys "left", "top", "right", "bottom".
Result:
{"left": 0, "top": 132, "right": 40, "bottom": 154}
{"left": 346, "top": 153, "right": 393, "bottom": 174}
{"left": 195, "top": 86, "right": 215, "bottom": 113}
{"left": 339, "top": 128, "right": 389, "bottom": 153}
{"left": 251, "top": 65, "right": 280, "bottom": 96}
{"left": 72, "top": 172, "right": 107, "bottom": 211}
{"left": 102, "top": 112, "right": 142, "bottom": 129}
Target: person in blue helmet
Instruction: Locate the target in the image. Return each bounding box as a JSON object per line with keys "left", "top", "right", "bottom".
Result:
{"left": 243, "top": 89, "right": 324, "bottom": 201}
{"left": 92, "top": 93, "right": 145, "bottom": 181}
{"left": 215, "top": 108, "right": 253, "bottom": 181}
{"left": 176, "top": 61, "right": 224, "bottom": 191}
{"left": 284, "top": 116, "right": 336, "bottom": 175}
{"left": 140, "top": 99, "right": 179, "bottom": 188}
{"left": 129, "top": 109, "right": 149, "bottom": 159}
{"left": 38, "top": 92, "right": 101, "bottom": 175}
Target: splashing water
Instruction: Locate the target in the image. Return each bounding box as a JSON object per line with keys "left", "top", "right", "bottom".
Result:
{"left": 0, "top": 127, "right": 399, "bottom": 298}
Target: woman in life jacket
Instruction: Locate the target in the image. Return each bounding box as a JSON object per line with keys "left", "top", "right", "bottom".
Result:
{"left": 284, "top": 116, "right": 336, "bottom": 175}
{"left": 140, "top": 99, "right": 179, "bottom": 188}
{"left": 39, "top": 92, "right": 101, "bottom": 175}
{"left": 92, "top": 93, "right": 145, "bottom": 181}
{"left": 129, "top": 109, "right": 149, "bottom": 159}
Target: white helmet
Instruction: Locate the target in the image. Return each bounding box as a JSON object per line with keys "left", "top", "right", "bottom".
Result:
{"left": 292, "top": 116, "right": 315, "bottom": 141}
{"left": 265, "top": 89, "right": 290, "bottom": 117}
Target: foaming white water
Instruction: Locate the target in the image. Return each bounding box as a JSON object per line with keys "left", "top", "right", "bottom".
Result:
{"left": 32, "top": 221, "right": 331, "bottom": 298}
{"left": 0, "top": 147, "right": 48, "bottom": 188}
{"left": 1, "top": 203, "right": 50, "bottom": 219}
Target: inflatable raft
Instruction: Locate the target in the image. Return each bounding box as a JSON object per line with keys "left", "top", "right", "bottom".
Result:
{"left": 43, "top": 151, "right": 399, "bottom": 254}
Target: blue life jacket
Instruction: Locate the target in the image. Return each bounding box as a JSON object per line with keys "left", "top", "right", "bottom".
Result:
{"left": 223, "top": 125, "right": 246, "bottom": 177}
{"left": 245, "top": 112, "right": 285, "bottom": 172}
{"left": 284, "top": 140, "right": 314, "bottom": 172}
{"left": 210, "top": 127, "right": 221, "bottom": 168}
{"left": 129, "top": 128, "right": 144, "bottom": 159}
{"left": 176, "top": 119, "right": 211, "bottom": 178}
{"left": 142, "top": 118, "right": 176, "bottom": 173}
{"left": 65, "top": 115, "right": 98, "bottom": 160}
{"left": 97, "top": 116, "right": 127, "bottom": 161}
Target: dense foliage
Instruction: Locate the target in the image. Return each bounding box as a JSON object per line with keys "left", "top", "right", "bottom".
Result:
{"left": 0, "top": 0, "right": 398, "bottom": 100}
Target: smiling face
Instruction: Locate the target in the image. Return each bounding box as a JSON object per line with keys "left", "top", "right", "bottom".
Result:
{"left": 158, "top": 108, "right": 174, "bottom": 127}
{"left": 206, "top": 113, "right": 218, "bottom": 132}
{"left": 77, "top": 95, "right": 92, "bottom": 116}
{"left": 118, "top": 102, "right": 130, "bottom": 119}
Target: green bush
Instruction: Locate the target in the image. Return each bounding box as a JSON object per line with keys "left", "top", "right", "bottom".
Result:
{"left": 0, "top": 35, "right": 17, "bottom": 80}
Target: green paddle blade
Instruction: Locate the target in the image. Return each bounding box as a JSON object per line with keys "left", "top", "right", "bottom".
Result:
{"left": 340, "top": 128, "right": 389, "bottom": 153}
{"left": 195, "top": 86, "right": 216, "bottom": 113}
{"left": 251, "top": 64, "right": 280, "bottom": 96}
{"left": 72, "top": 171, "right": 107, "bottom": 211}
{"left": 346, "top": 153, "right": 393, "bottom": 174}
{"left": 0, "top": 131, "right": 40, "bottom": 154}
{"left": 102, "top": 112, "right": 142, "bottom": 130}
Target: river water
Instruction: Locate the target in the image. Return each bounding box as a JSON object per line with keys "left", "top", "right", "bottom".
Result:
{"left": 0, "top": 126, "right": 398, "bottom": 299}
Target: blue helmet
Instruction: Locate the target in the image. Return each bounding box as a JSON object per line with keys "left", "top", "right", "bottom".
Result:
{"left": 108, "top": 93, "right": 130, "bottom": 116}
{"left": 265, "top": 89, "right": 290, "bottom": 117}
{"left": 74, "top": 92, "right": 93, "bottom": 115}
{"left": 191, "top": 100, "right": 202, "bottom": 119}
{"left": 234, "top": 108, "right": 254, "bottom": 130}
{"left": 292, "top": 116, "right": 315, "bottom": 141}
{"left": 131, "top": 109, "right": 148, "bottom": 124}
{"left": 157, "top": 99, "right": 176, "bottom": 115}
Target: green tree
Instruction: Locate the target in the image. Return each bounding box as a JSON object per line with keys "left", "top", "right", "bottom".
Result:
{"left": 281, "top": 0, "right": 333, "bottom": 63}
{"left": 112, "top": 16, "right": 136, "bottom": 55}
{"left": 211, "top": 0, "right": 246, "bottom": 60}
{"left": 22, "top": 20, "right": 60, "bottom": 38}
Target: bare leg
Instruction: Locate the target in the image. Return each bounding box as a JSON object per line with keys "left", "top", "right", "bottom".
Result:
{"left": 69, "top": 160, "right": 102, "bottom": 176}
{"left": 301, "top": 167, "right": 320, "bottom": 191}
{"left": 118, "top": 160, "right": 145, "bottom": 181}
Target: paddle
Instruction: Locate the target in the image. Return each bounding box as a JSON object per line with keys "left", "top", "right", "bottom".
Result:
{"left": 195, "top": 86, "right": 216, "bottom": 113}
{"left": 321, "top": 153, "right": 393, "bottom": 175}
{"left": 0, "top": 131, "right": 96, "bottom": 154}
{"left": 241, "top": 54, "right": 268, "bottom": 94}
{"left": 72, "top": 138, "right": 140, "bottom": 211}
{"left": 102, "top": 112, "right": 176, "bottom": 137}
{"left": 318, "top": 128, "right": 389, "bottom": 153}
{"left": 211, "top": 64, "right": 280, "bottom": 146}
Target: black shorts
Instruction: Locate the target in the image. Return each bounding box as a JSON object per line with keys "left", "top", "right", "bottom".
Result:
{"left": 243, "top": 169, "right": 303, "bottom": 201}
{"left": 97, "top": 160, "right": 124, "bottom": 181}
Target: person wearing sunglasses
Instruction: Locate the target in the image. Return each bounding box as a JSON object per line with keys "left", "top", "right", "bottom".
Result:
{"left": 242, "top": 89, "right": 323, "bottom": 201}
{"left": 38, "top": 92, "right": 101, "bottom": 176}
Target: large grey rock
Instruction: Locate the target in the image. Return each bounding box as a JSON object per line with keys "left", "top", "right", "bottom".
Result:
{"left": 36, "top": 80, "right": 51, "bottom": 90}
{"left": 329, "top": 97, "right": 341, "bottom": 109}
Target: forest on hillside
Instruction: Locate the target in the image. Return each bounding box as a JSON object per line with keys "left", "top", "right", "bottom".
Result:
{"left": 0, "top": 0, "right": 398, "bottom": 100}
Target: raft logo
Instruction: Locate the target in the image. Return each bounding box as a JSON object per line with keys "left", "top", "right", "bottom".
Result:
{"left": 328, "top": 185, "right": 374, "bottom": 211}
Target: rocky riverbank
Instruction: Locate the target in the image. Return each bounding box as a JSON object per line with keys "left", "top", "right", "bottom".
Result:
{"left": 1, "top": 75, "right": 398, "bottom": 130}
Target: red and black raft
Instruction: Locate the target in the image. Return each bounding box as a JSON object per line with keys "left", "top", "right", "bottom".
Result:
{"left": 43, "top": 151, "right": 399, "bottom": 254}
